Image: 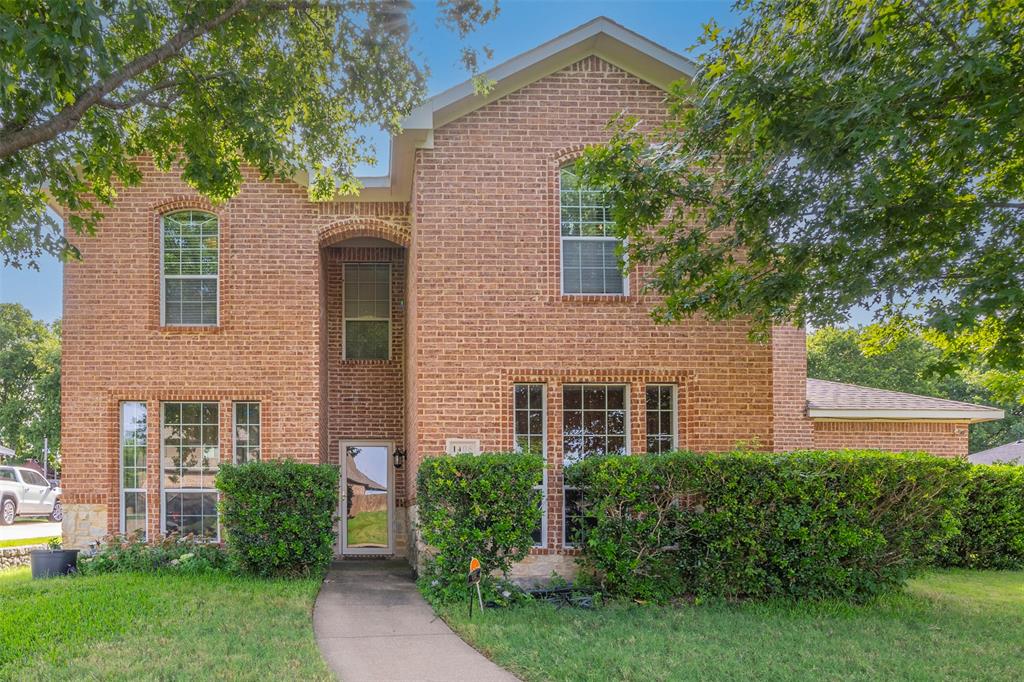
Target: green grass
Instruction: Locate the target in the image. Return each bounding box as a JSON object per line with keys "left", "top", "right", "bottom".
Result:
{"left": 0, "top": 568, "right": 332, "bottom": 681}
{"left": 347, "top": 509, "right": 388, "bottom": 547}
{"left": 0, "top": 536, "right": 59, "bottom": 548}
{"left": 441, "top": 570, "right": 1024, "bottom": 681}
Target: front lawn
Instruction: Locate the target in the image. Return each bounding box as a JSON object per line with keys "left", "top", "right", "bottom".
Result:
{"left": 0, "top": 568, "right": 332, "bottom": 681}
{"left": 441, "top": 570, "right": 1024, "bottom": 681}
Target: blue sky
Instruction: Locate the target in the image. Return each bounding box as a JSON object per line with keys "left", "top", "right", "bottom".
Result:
{"left": 1, "top": 1, "right": 739, "bottom": 322}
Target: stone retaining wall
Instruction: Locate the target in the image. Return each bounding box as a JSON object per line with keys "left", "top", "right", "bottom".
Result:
{"left": 0, "top": 544, "right": 47, "bottom": 571}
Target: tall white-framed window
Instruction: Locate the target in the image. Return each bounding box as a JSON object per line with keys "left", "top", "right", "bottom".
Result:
{"left": 119, "top": 401, "right": 147, "bottom": 538}
{"left": 161, "top": 401, "right": 220, "bottom": 538}
{"left": 343, "top": 263, "right": 391, "bottom": 360}
{"left": 562, "top": 384, "right": 629, "bottom": 546}
{"left": 233, "top": 401, "right": 261, "bottom": 464}
{"left": 161, "top": 210, "right": 219, "bottom": 326}
{"left": 559, "top": 166, "right": 626, "bottom": 295}
{"left": 513, "top": 383, "right": 547, "bottom": 547}
{"left": 645, "top": 384, "right": 677, "bottom": 453}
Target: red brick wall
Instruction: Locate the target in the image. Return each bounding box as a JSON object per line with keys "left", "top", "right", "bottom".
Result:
{"left": 61, "top": 158, "right": 409, "bottom": 536}
{"left": 324, "top": 245, "right": 407, "bottom": 501}
{"left": 408, "top": 57, "right": 800, "bottom": 550}
{"left": 812, "top": 420, "right": 968, "bottom": 457}
{"left": 772, "top": 326, "right": 814, "bottom": 451}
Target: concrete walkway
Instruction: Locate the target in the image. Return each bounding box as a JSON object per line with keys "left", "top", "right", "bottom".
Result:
{"left": 313, "top": 560, "right": 518, "bottom": 682}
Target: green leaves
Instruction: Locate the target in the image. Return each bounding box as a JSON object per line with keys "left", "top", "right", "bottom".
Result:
{"left": 0, "top": 304, "right": 59, "bottom": 462}
{"left": 580, "top": 0, "right": 1024, "bottom": 372}
{"left": 216, "top": 460, "right": 339, "bottom": 577}
{"left": 571, "top": 449, "right": 970, "bottom": 602}
{"left": 0, "top": 1, "right": 496, "bottom": 267}
{"left": 417, "top": 452, "right": 543, "bottom": 602}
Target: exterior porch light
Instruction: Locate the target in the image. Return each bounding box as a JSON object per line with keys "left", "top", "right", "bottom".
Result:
{"left": 393, "top": 448, "right": 407, "bottom": 469}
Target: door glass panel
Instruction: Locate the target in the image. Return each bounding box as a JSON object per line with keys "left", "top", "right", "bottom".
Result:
{"left": 345, "top": 446, "right": 390, "bottom": 550}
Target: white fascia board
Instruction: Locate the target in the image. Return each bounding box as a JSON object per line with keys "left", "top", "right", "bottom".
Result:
{"left": 808, "top": 408, "right": 1005, "bottom": 423}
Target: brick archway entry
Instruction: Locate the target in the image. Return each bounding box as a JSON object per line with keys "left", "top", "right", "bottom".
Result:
{"left": 318, "top": 218, "right": 410, "bottom": 558}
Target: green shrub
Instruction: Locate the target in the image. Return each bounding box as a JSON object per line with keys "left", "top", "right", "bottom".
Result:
{"left": 940, "top": 464, "right": 1024, "bottom": 569}
{"left": 217, "top": 460, "right": 338, "bottom": 577}
{"left": 417, "top": 452, "right": 543, "bottom": 602}
{"left": 567, "top": 450, "right": 968, "bottom": 603}
{"left": 78, "top": 533, "right": 230, "bottom": 575}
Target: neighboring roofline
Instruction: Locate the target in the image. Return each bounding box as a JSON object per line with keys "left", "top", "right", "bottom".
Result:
{"left": 808, "top": 408, "right": 1005, "bottom": 423}
{"left": 344, "top": 16, "right": 693, "bottom": 202}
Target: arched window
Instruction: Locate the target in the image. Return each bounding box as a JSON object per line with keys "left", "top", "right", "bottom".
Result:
{"left": 559, "top": 166, "right": 626, "bottom": 295}
{"left": 161, "top": 210, "right": 219, "bottom": 326}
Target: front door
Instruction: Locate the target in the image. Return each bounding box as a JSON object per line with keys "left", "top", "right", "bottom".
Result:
{"left": 340, "top": 441, "right": 393, "bottom": 555}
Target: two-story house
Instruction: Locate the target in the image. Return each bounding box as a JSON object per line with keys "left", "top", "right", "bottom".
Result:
{"left": 59, "top": 18, "right": 1001, "bottom": 577}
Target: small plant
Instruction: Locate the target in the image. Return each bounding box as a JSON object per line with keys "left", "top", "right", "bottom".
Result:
{"left": 77, "top": 533, "right": 230, "bottom": 575}
{"left": 46, "top": 537, "right": 62, "bottom": 550}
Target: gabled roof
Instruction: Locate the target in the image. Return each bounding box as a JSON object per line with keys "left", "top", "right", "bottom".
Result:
{"left": 345, "top": 17, "right": 694, "bottom": 202}
{"left": 968, "top": 440, "right": 1024, "bottom": 465}
{"left": 806, "top": 378, "right": 1004, "bottom": 423}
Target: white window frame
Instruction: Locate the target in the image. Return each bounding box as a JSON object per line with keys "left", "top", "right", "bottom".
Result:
{"left": 160, "top": 211, "right": 220, "bottom": 327}
{"left": 159, "top": 401, "right": 221, "bottom": 540}
{"left": 558, "top": 167, "right": 628, "bottom": 296}
{"left": 343, "top": 262, "right": 392, "bottom": 360}
{"left": 513, "top": 383, "right": 548, "bottom": 548}
{"left": 645, "top": 384, "right": 678, "bottom": 453}
{"left": 232, "top": 401, "right": 261, "bottom": 464}
{"left": 561, "top": 383, "right": 630, "bottom": 548}
{"left": 119, "top": 401, "right": 147, "bottom": 538}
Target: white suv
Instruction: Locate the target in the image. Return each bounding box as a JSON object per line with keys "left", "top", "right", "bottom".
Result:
{"left": 0, "top": 466, "right": 63, "bottom": 525}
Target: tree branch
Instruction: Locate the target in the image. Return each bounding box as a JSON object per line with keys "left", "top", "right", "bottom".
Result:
{"left": 0, "top": 0, "right": 253, "bottom": 159}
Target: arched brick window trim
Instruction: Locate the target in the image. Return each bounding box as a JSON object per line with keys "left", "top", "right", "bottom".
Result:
{"left": 317, "top": 217, "right": 411, "bottom": 249}
{"left": 151, "top": 198, "right": 226, "bottom": 331}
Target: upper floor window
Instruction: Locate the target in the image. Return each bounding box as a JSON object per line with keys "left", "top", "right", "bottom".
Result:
{"left": 559, "top": 167, "right": 626, "bottom": 295}
{"left": 161, "top": 210, "right": 219, "bottom": 326}
{"left": 344, "top": 263, "right": 390, "bottom": 360}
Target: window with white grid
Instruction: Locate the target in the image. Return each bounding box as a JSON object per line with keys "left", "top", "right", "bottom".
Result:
{"left": 161, "top": 211, "right": 218, "bottom": 326}
{"left": 233, "top": 402, "right": 261, "bottom": 464}
{"left": 344, "top": 263, "right": 390, "bottom": 360}
{"left": 562, "top": 384, "right": 628, "bottom": 546}
{"left": 514, "top": 384, "right": 547, "bottom": 547}
{"left": 161, "top": 402, "right": 220, "bottom": 538}
{"left": 560, "top": 166, "right": 626, "bottom": 295}
{"left": 120, "top": 402, "right": 147, "bottom": 538}
{"left": 645, "top": 385, "right": 677, "bottom": 453}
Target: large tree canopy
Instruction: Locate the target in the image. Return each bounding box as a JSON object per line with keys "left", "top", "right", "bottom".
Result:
{"left": 581, "top": 0, "right": 1024, "bottom": 371}
{"left": 0, "top": 0, "right": 497, "bottom": 267}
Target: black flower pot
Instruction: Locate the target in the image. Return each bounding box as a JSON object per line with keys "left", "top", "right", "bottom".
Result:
{"left": 30, "top": 549, "right": 80, "bottom": 579}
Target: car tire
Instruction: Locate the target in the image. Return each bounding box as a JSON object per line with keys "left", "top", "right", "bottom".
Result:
{"left": 48, "top": 500, "right": 64, "bottom": 523}
{"left": 1, "top": 498, "right": 15, "bottom": 526}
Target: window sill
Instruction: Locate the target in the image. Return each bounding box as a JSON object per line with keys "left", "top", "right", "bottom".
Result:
{"left": 555, "top": 294, "right": 632, "bottom": 304}
{"left": 159, "top": 325, "right": 222, "bottom": 333}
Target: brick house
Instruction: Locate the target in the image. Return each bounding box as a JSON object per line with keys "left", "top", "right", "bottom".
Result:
{"left": 59, "top": 18, "right": 1002, "bottom": 574}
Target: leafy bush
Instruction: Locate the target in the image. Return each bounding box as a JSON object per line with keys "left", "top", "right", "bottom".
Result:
{"left": 940, "top": 464, "right": 1024, "bottom": 569}
{"left": 78, "top": 533, "right": 230, "bottom": 575}
{"left": 567, "top": 450, "right": 968, "bottom": 603}
{"left": 217, "top": 460, "right": 338, "bottom": 577}
{"left": 417, "top": 452, "right": 543, "bottom": 602}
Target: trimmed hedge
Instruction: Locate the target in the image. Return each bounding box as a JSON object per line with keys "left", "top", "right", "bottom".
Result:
{"left": 940, "top": 464, "right": 1024, "bottom": 569}
{"left": 417, "top": 452, "right": 544, "bottom": 602}
{"left": 217, "top": 460, "right": 339, "bottom": 577}
{"left": 566, "top": 450, "right": 968, "bottom": 602}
